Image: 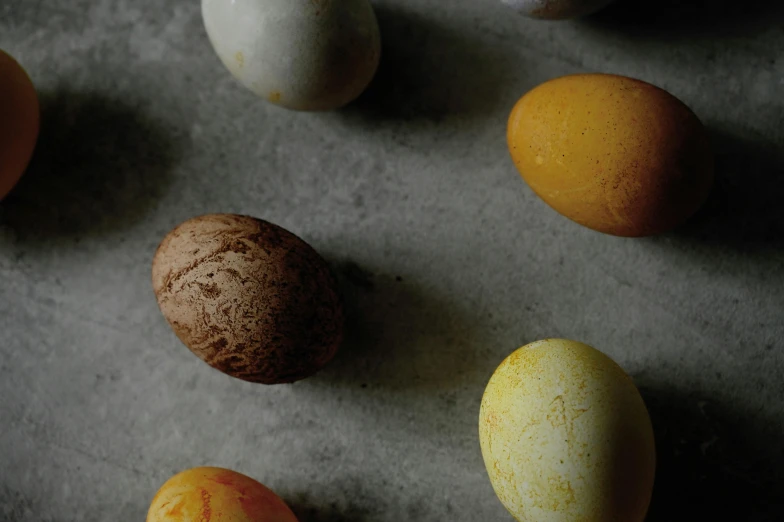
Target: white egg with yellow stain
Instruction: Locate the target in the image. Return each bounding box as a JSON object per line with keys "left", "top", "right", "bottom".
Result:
{"left": 202, "top": 0, "right": 381, "bottom": 111}
{"left": 479, "top": 339, "right": 655, "bottom": 522}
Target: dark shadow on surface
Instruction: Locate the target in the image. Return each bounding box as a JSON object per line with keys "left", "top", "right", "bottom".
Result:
{"left": 0, "top": 90, "right": 180, "bottom": 240}
{"left": 639, "top": 385, "right": 784, "bottom": 521}
{"left": 668, "top": 128, "right": 784, "bottom": 252}
{"left": 314, "top": 258, "right": 489, "bottom": 391}
{"left": 340, "top": 3, "right": 514, "bottom": 127}
{"left": 586, "top": 0, "right": 784, "bottom": 38}
{"left": 288, "top": 493, "right": 370, "bottom": 522}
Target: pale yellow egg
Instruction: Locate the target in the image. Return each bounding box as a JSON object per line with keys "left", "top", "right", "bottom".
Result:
{"left": 479, "top": 339, "right": 655, "bottom": 522}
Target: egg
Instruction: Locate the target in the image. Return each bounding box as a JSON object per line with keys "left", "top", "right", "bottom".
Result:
{"left": 152, "top": 214, "right": 344, "bottom": 384}
{"left": 507, "top": 74, "right": 714, "bottom": 236}
{"left": 147, "top": 466, "right": 299, "bottom": 522}
{"left": 0, "top": 49, "right": 39, "bottom": 201}
{"left": 501, "top": 0, "right": 615, "bottom": 19}
{"left": 479, "top": 339, "right": 655, "bottom": 522}
{"left": 202, "top": 0, "right": 381, "bottom": 111}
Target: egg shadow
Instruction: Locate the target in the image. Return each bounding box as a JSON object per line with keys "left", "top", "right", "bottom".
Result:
{"left": 585, "top": 0, "right": 784, "bottom": 38}
{"left": 287, "top": 492, "right": 373, "bottom": 522}
{"left": 338, "top": 2, "right": 516, "bottom": 128}
{"left": 665, "top": 128, "right": 784, "bottom": 253}
{"left": 0, "top": 90, "right": 181, "bottom": 241}
{"left": 312, "top": 258, "right": 492, "bottom": 392}
{"left": 637, "top": 384, "right": 784, "bottom": 521}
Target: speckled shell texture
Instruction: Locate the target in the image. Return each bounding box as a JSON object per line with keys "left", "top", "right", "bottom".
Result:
{"left": 152, "top": 214, "right": 343, "bottom": 384}
{"left": 202, "top": 0, "right": 381, "bottom": 111}
{"left": 507, "top": 74, "right": 714, "bottom": 237}
{"left": 479, "top": 339, "right": 656, "bottom": 522}
{"left": 502, "top": 0, "right": 615, "bottom": 19}
{"left": 147, "top": 467, "right": 299, "bottom": 522}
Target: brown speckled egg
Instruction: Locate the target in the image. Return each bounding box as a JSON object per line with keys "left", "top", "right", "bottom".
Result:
{"left": 152, "top": 214, "right": 343, "bottom": 384}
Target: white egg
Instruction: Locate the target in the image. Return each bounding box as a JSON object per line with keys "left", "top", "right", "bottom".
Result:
{"left": 202, "top": 0, "right": 381, "bottom": 111}
{"left": 501, "top": 0, "right": 615, "bottom": 19}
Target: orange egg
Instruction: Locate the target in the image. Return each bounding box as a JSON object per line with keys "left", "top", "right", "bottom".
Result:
{"left": 507, "top": 74, "right": 713, "bottom": 237}
{"left": 147, "top": 467, "right": 299, "bottom": 522}
{"left": 0, "top": 49, "right": 39, "bottom": 201}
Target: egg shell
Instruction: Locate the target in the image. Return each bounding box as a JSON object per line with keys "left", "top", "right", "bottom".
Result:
{"left": 479, "top": 339, "right": 655, "bottom": 522}
{"left": 0, "top": 49, "right": 39, "bottom": 200}
{"left": 202, "top": 0, "right": 381, "bottom": 111}
{"left": 507, "top": 73, "right": 714, "bottom": 237}
{"left": 152, "top": 214, "right": 343, "bottom": 384}
{"left": 147, "top": 466, "right": 299, "bottom": 522}
{"left": 502, "top": 0, "right": 615, "bottom": 19}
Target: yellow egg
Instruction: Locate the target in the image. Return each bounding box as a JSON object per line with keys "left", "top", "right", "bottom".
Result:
{"left": 479, "top": 339, "right": 655, "bottom": 522}
{"left": 0, "top": 49, "right": 39, "bottom": 201}
{"left": 147, "top": 466, "right": 299, "bottom": 522}
{"left": 507, "top": 74, "right": 714, "bottom": 237}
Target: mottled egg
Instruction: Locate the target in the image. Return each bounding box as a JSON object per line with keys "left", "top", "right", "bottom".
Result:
{"left": 202, "top": 0, "right": 381, "bottom": 111}
{"left": 147, "top": 467, "right": 299, "bottom": 522}
{"left": 0, "top": 49, "right": 39, "bottom": 201}
{"left": 479, "top": 339, "right": 655, "bottom": 522}
{"left": 507, "top": 73, "right": 714, "bottom": 236}
{"left": 501, "top": 0, "right": 615, "bottom": 19}
{"left": 152, "top": 214, "right": 344, "bottom": 384}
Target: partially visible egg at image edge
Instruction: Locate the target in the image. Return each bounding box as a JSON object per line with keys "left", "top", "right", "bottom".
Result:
{"left": 479, "top": 339, "right": 656, "bottom": 522}
{"left": 201, "top": 0, "right": 381, "bottom": 111}
{"left": 0, "top": 49, "right": 39, "bottom": 201}
{"left": 147, "top": 466, "right": 299, "bottom": 522}
{"left": 501, "top": 0, "right": 616, "bottom": 20}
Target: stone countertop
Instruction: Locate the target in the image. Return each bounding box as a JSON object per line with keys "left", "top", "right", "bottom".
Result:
{"left": 1, "top": 0, "right": 783, "bottom": 520}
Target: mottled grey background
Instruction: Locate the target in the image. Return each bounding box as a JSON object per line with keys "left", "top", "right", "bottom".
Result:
{"left": 1, "top": 0, "right": 783, "bottom": 520}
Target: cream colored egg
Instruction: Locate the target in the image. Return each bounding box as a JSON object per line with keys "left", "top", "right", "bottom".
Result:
{"left": 479, "top": 339, "right": 655, "bottom": 522}
{"left": 202, "top": 0, "right": 381, "bottom": 111}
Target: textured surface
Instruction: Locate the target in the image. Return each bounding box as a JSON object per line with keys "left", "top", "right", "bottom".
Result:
{"left": 0, "top": 0, "right": 783, "bottom": 521}
{"left": 152, "top": 214, "right": 343, "bottom": 384}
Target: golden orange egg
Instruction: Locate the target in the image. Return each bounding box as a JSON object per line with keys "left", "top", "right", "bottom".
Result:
{"left": 147, "top": 467, "right": 299, "bottom": 522}
{"left": 507, "top": 74, "right": 714, "bottom": 237}
{"left": 0, "top": 49, "right": 39, "bottom": 201}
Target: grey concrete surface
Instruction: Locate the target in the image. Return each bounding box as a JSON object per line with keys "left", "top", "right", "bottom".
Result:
{"left": 1, "top": 0, "right": 783, "bottom": 520}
